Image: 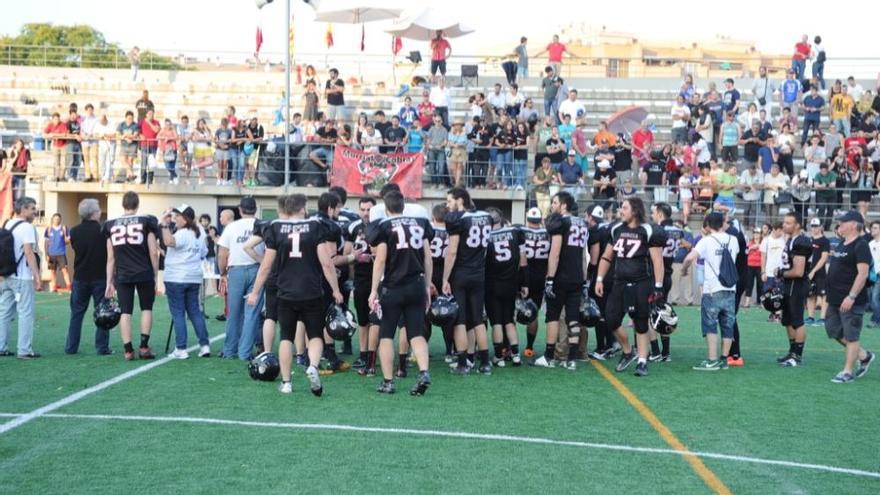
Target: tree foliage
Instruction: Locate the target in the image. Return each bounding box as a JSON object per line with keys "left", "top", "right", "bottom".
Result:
{"left": 0, "top": 23, "right": 183, "bottom": 70}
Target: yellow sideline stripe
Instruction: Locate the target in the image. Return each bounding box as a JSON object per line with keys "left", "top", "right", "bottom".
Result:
{"left": 591, "top": 361, "right": 733, "bottom": 495}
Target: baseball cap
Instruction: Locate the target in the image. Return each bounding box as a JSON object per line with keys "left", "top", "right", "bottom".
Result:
{"left": 567, "top": 149, "right": 576, "bottom": 156}
{"left": 836, "top": 211, "right": 864, "bottom": 224}
{"left": 239, "top": 196, "right": 257, "bottom": 214}
{"left": 526, "top": 207, "right": 542, "bottom": 222}
{"left": 809, "top": 218, "right": 822, "bottom": 227}
{"left": 590, "top": 205, "right": 604, "bottom": 220}
{"left": 172, "top": 204, "right": 195, "bottom": 220}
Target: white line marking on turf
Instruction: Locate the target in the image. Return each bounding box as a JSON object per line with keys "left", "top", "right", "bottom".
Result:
{"left": 0, "top": 334, "right": 225, "bottom": 435}
{"left": 1, "top": 411, "right": 877, "bottom": 480}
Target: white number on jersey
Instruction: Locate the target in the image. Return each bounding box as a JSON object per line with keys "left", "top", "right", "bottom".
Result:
{"left": 430, "top": 236, "right": 448, "bottom": 258}
{"left": 393, "top": 224, "right": 425, "bottom": 250}
{"left": 567, "top": 225, "right": 589, "bottom": 248}
{"left": 110, "top": 224, "right": 144, "bottom": 246}
{"left": 287, "top": 232, "right": 303, "bottom": 258}
{"left": 612, "top": 237, "right": 642, "bottom": 258}
{"left": 466, "top": 224, "right": 491, "bottom": 248}
{"left": 523, "top": 238, "right": 550, "bottom": 259}
{"left": 662, "top": 237, "right": 680, "bottom": 258}
{"left": 493, "top": 240, "right": 512, "bottom": 262}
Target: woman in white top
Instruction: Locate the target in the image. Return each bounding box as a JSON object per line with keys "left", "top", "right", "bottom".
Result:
{"left": 738, "top": 103, "right": 760, "bottom": 129}
{"left": 160, "top": 205, "right": 210, "bottom": 359}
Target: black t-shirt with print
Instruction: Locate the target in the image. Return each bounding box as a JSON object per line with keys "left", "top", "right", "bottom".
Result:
{"left": 825, "top": 237, "right": 872, "bottom": 306}
{"left": 325, "top": 79, "right": 345, "bottom": 106}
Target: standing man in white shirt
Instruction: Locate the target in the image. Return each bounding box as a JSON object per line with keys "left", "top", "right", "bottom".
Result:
{"left": 681, "top": 212, "right": 739, "bottom": 370}
{"left": 557, "top": 89, "right": 586, "bottom": 124}
{"left": 751, "top": 66, "right": 776, "bottom": 115}
{"left": 429, "top": 76, "right": 451, "bottom": 128}
{"left": 0, "top": 197, "right": 42, "bottom": 359}
{"left": 218, "top": 196, "right": 265, "bottom": 360}
{"left": 761, "top": 221, "right": 787, "bottom": 322}
{"left": 670, "top": 95, "right": 691, "bottom": 144}
{"left": 487, "top": 84, "right": 506, "bottom": 115}
{"left": 80, "top": 103, "right": 100, "bottom": 182}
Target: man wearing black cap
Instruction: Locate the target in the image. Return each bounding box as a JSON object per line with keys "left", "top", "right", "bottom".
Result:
{"left": 824, "top": 211, "right": 875, "bottom": 383}
{"left": 217, "top": 196, "right": 264, "bottom": 360}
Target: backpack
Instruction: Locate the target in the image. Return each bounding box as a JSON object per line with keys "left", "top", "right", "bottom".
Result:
{"left": 710, "top": 235, "right": 739, "bottom": 289}
{"left": 0, "top": 220, "right": 25, "bottom": 277}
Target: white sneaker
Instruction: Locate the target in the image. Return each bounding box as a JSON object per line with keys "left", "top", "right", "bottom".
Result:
{"left": 278, "top": 381, "right": 293, "bottom": 394}
{"left": 306, "top": 366, "right": 323, "bottom": 396}
{"left": 531, "top": 355, "right": 556, "bottom": 368}
{"left": 565, "top": 360, "right": 577, "bottom": 371}
{"left": 171, "top": 348, "right": 189, "bottom": 359}
{"left": 198, "top": 345, "right": 211, "bottom": 357}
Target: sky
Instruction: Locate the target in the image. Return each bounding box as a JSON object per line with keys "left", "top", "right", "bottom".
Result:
{"left": 1, "top": 0, "right": 876, "bottom": 62}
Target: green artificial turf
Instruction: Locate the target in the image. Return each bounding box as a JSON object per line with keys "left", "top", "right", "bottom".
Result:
{"left": 0, "top": 293, "right": 878, "bottom": 494}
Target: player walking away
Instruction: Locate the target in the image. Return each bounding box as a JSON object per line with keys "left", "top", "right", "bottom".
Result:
{"left": 806, "top": 218, "right": 830, "bottom": 326}
{"left": 428, "top": 204, "right": 453, "bottom": 362}
{"left": 777, "top": 212, "right": 812, "bottom": 367}
{"left": 522, "top": 208, "right": 549, "bottom": 358}
{"left": 596, "top": 197, "right": 666, "bottom": 377}
{"left": 537, "top": 191, "right": 589, "bottom": 370}
{"left": 823, "top": 211, "right": 875, "bottom": 383}
{"left": 485, "top": 207, "right": 527, "bottom": 368}
{"left": 443, "top": 187, "right": 494, "bottom": 375}
{"left": 368, "top": 190, "right": 434, "bottom": 394}
{"left": 650, "top": 202, "right": 682, "bottom": 362}
{"left": 585, "top": 205, "right": 615, "bottom": 359}
{"left": 345, "top": 197, "right": 378, "bottom": 374}
{"left": 243, "top": 196, "right": 289, "bottom": 355}
{"left": 330, "top": 186, "right": 360, "bottom": 355}
{"left": 104, "top": 191, "right": 160, "bottom": 361}
{"left": 248, "top": 194, "right": 343, "bottom": 396}
{"left": 314, "top": 192, "right": 351, "bottom": 373}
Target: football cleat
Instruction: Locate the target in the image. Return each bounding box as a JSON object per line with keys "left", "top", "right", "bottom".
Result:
{"left": 564, "top": 360, "right": 577, "bottom": 371}
{"left": 410, "top": 371, "right": 432, "bottom": 396}
{"left": 376, "top": 380, "right": 396, "bottom": 394}
{"left": 138, "top": 347, "right": 155, "bottom": 360}
{"left": 278, "top": 381, "right": 293, "bottom": 394}
{"left": 634, "top": 362, "right": 649, "bottom": 377}
{"left": 776, "top": 353, "right": 794, "bottom": 364}
{"left": 491, "top": 356, "right": 506, "bottom": 368}
{"left": 648, "top": 353, "right": 663, "bottom": 362}
{"left": 450, "top": 365, "right": 470, "bottom": 375}
{"left": 511, "top": 354, "right": 522, "bottom": 366}
{"left": 615, "top": 352, "right": 637, "bottom": 372}
{"left": 855, "top": 351, "right": 875, "bottom": 379}
{"left": 780, "top": 356, "right": 801, "bottom": 367}
{"left": 831, "top": 372, "right": 855, "bottom": 384}
{"left": 306, "top": 366, "right": 323, "bottom": 397}
{"left": 124, "top": 351, "right": 135, "bottom": 361}
{"left": 478, "top": 364, "right": 493, "bottom": 375}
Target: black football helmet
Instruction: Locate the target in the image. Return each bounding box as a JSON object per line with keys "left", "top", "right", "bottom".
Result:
{"left": 649, "top": 302, "right": 678, "bottom": 335}
{"left": 579, "top": 296, "right": 601, "bottom": 327}
{"left": 93, "top": 298, "right": 122, "bottom": 330}
{"left": 515, "top": 297, "right": 538, "bottom": 325}
{"left": 325, "top": 304, "right": 357, "bottom": 340}
{"left": 761, "top": 285, "right": 784, "bottom": 312}
{"left": 248, "top": 352, "right": 280, "bottom": 382}
{"left": 429, "top": 295, "right": 459, "bottom": 327}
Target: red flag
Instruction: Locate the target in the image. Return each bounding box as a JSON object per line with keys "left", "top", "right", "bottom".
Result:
{"left": 255, "top": 27, "right": 264, "bottom": 57}
{"left": 392, "top": 36, "right": 402, "bottom": 55}
{"left": 325, "top": 24, "right": 334, "bottom": 48}
{"left": 360, "top": 24, "right": 365, "bottom": 52}
{"left": 329, "top": 146, "right": 424, "bottom": 198}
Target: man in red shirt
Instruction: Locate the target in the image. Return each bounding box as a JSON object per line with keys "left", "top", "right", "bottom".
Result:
{"left": 417, "top": 90, "right": 435, "bottom": 130}
{"left": 791, "top": 35, "right": 811, "bottom": 82}
{"left": 43, "top": 112, "right": 68, "bottom": 181}
{"left": 139, "top": 109, "right": 160, "bottom": 184}
{"left": 430, "top": 30, "right": 451, "bottom": 77}
{"left": 631, "top": 120, "right": 654, "bottom": 167}
{"left": 536, "top": 35, "right": 575, "bottom": 77}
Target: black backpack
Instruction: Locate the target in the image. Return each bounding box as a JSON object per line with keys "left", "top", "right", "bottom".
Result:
{"left": 711, "top": 236, "right": 739, "bottom": 289}
{"left": 0, "top": 220, "right": 25, "bottom": 277}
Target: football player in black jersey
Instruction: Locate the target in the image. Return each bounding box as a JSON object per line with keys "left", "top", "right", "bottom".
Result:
{"left": 522, "top": 208, "right": 550, "bottom": 358}
{"left": 538, "top": 191, "right": 589, "bottom": 370}
{"left": 345, "top": 197, "right": 378, "bottom": 373}
{"left": 103, "top": 191, "right": 160, "bottom": 361}
{"left": 650, "top": 202, "right": 682, "bottom": 362}
{"left": 248, "top": 194, "right": 343, "bottom": 396}
{"left": 367, "top": 191, "right": 434, "bottom": 395}
{"left": 428, "top": 204, "right": 454, "bottom": 361}
{"left": 314, "top": 192, "right": 351, "bottom": 373}
{"left": 485, "top": 208, "right": 527, "bottom": 367}
{"left": 778, "top": 212, "right": 813, "bottom": 367}
{"left": 596, "top": 198, "right": 666, "bottom": 377}
{"left": 585, "top": 205, "right": 614, "bottom": 359}
{"left": 330, "top": 186, "right": 360, "bottom": 355}
{"left": 443, "top": 187, "right": 494, "bottom": 375}
{"left": 806, "top": 218, "right": 830, "bottom": 326}
{"left": 243, "top": 195, "right": 289, "bottom": 357}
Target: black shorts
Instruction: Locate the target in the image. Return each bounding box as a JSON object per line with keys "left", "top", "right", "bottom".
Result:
{"left": 265, "top": 282, "right": 278, "bottom": 322}
{"left": 782, "top": 281, "right": 807, "bottom": 328}
{"left": 811, "top": 273, "right": 827, "bottom": 297}
{"left": 116, "top": 280, "right": 155, "bottom": 315}
{"left": 605, "top": 279, "right": 652, "bottom": 334}
{"left": 527, "top": 279, "right": 545, "bottom": 313}
{"left": 353, "top": 281, "right": 372, "bottom": 327}
{"left": 486, "top": 284, "right": 517, "bottom": 327}
{"left": 545, "top": 280, "right": 582, "bottom": 324}
{"left": 278, "top": 297, "right": 325, "bottom": 342}
{"left": 431, "top": 59, "right": 447, "bottom": 76}
{"left": 379, "top": 278, "right": 427, "bottom": 340}
{"left": 451, "top": 275, "right": 485, "bottom": 329}
{"left": 48, "top": 254, "right": 68, "bottom": 270}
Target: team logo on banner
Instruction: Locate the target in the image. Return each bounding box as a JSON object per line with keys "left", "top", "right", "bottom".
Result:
{"left": 330, "top": 146, "right": 424, "bottom": 198}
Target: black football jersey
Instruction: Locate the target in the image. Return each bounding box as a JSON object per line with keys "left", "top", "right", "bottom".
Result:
{"left": 782, "top": 234, "right": 813, "bottom": 282}
{"left": 609, "top": 222, "right": 666, "bottom": 282}
{"left": 346, "top": 219, "right": 373, "bottom": 284}
{"left": 254, "top": 219, "right": 279, "bottom": 286}
{"left": 265, "top": 218, "right": 334, "bottom": 301}
{"left": 445, "top": 210, "right": 493, "bottom": 280}
{"left": 660, "top": 221, "right": 686, "bottom": 274}
{"left": 103, "top": 214, "right": 159, "bottom": 283}
{"left": 486, "top": 226, "right": 525, "bottom": 287}
{"left": 522, "top": 227, "right": 550, "bottom": 280}
{"left": 545, "top": 213, "right": 589, "bottom": 285}
{"left": 367, "top": 216, "right": 434, "bottom": 287}
{"left": 810, "top": 235, "right": 830, "bottom": 275}
{"left": 430, "top": 226, "right": 449, "bottom": 281}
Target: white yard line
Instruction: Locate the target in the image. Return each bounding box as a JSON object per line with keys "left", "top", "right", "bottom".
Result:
{"left": 0, "top": 410, "right": 877, "bottom": 480}
{"left": 0, "top": 333, "right": 225, "bottom": 435}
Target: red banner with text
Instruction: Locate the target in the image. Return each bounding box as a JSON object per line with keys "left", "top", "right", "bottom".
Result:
{"left": 329, "top": 146, "right": 424, "bottom": 198}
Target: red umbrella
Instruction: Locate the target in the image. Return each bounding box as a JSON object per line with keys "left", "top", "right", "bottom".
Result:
{"left": 606, "top": 106, "right": 648, "bottom": 138}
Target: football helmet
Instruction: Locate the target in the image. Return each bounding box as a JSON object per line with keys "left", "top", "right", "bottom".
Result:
{"left": 248, "top": 352, "right": 280, "bottom": 382}
{"left": 93, "top": 298, "right": 122, "bottom": 330}
{"left": 761, "top": 285, "right": 784, "bottom": 312}
{"left": 649, "top": 302, "right": 678, "bottom": 335}
{"left": 579, "top": 296, "right": 602, "bottom": 327}
{"left": 515, "top": 297, "right": 539, "bottom": 325}
{"left": 429, "top": 295, "right": 460, "bottom": 327}
{"left": 325, "top": 304, "right": 357, "bottom": 340}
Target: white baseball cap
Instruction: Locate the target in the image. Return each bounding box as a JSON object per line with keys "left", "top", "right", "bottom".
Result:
{"left": 590, "top": 205, "right": 604, "bottom": 219}
{"left": 810, "top": 218, "right": 822, "bottom": 227}
{"left": 526, "top": 207, "right": 542, "bottom": 221}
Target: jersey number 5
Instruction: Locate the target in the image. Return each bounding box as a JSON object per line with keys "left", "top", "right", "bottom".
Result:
{"left": 110, "top": 224, "right": 144, "bottom": 246}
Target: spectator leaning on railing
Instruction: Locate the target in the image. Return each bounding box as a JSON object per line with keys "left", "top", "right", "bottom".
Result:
{"left": 43, "top": 112, "right": 67, "bottom": 181}
{"left": 139, "top": 108, "right": 160, "bottom": 185}
{"left": 81, "top": 103, "right": 99, "bottom": 182}
{"left": 65, "top": 106, "right": 82, "bottom": 182}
